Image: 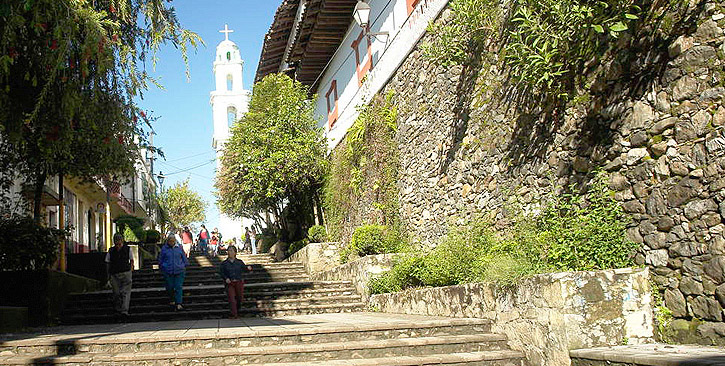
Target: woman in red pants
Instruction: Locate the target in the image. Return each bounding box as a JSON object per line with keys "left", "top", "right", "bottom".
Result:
{"left": 218, "top": 245, "right": 252, "bottom": 318}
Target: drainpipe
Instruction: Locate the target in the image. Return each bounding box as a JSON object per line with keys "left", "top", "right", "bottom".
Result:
{"left": 58, "top": 173, "right": 66, "bottom": 272}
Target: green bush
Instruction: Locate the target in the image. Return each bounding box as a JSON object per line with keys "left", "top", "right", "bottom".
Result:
{"left": 259, "top": 228, "right": 279, "bottom": 253}
{"left": 0, "top": 217, "right": 63, "bottom": 270}
{"left": 368, "top": 172, "right": 638, "bottom": 294}
{"left": 341, "top": 224, "right": 401, "bottom": 263}
{"left": 307, "top": 225, "right": 327, "bottom": 243}
{"left": 145, "top": 229, "right": 161, "bottom": 244}
{"left": 287, "top": 238, "right": 310, "bottom": 257}
{"left": 122, "top": 225, "right": 146, "bottom": 243}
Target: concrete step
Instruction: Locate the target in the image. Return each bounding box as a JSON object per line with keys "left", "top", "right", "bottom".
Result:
{"left": 65, "top": 288, "right": 358, "bottom": 308}
{"left": 66, "top": 281, "right": 356, "bottom": 299}
{"left": 60, "top": 302, "right": 367, "bottom": 324}
{"left": 0, "top": 335, "right": 524, "bottom": 365}
{"left": 134, "top": 263, "right": 305, "bottom": 275}
{"left": 570, "top": 344, "right": 725, "bottom": 366}
{"left": 130, "top": 275, "right": 310, "bottom": 288}
{"left": 62, "top": 295, "right": 364, "bottom": 315}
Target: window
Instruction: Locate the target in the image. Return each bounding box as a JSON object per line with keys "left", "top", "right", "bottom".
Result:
{"left": 352, "top": 31, "right": 373, "bottom": 86}
{"left": 407, "top": 0, "right": 421, "bottom": 14}
{"left": 325, "top": 80, "right": 339, "bottom": 128}
{"left": 227, "top": 106, "right": 237, "bottom": 126}
{"left": 227, "top": 74, "right": 233, "bottom": 91}
{"left": 226, "top": 51, "right": 231, "bottom": 61}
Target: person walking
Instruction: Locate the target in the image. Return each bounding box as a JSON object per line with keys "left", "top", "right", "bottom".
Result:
{"left": 158, "top": 234, "right": 189, "bottom": 311}
{"left": 250, "top": 228, "right": 257, "bottom": 255}
{"left": 219, "top": 245, "right": 252, "bottom": 319}
{"left": 181, "top": 226, "right": 193, "bottom": 256}
{"left": 105, "top": 232, "right": 134, "bottom": 321}
{"left": 243, "top": 227, "right": 251, "bottom": 254}
{"left": 197, "top": 224, "right": 210, "bottom": 256}
{"left": 209, "top": 231, "right": 219, "bottom": 257}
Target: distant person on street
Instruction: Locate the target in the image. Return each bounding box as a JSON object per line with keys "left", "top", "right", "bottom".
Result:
{"left": 158, "top": 234, "right": 189, "bottom": 311}
{"left": 181, "top": 226, "right": 193, "bottom": 256}
{"left": 197, "top": 224, "right": 210, "bottom": 256}
{"left": 250, "top": 228, "right": 257, "bottom": 255}
{"left": 244, "top": 227, "right": 251, "bottom": 254}
{"left": 105, "top": 232, "right": 134, "bottom": 321}
{"left": 209, "top": 230, "right": 219, "bottom": 257}
{"left": 219, "top": 245, "right": 252, "bottom": 319}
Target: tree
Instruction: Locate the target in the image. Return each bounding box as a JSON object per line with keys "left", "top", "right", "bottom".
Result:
{"left": 0, "top": 0, "right": 202, "bottom": 222}
{"left": 161, "top": 178, "right": 207, "bottom": 230}
{"left": 215, "top": 73, "right": 327, "bottom": 238}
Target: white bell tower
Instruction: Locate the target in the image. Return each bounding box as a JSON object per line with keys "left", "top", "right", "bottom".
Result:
{"left": 210, "top": 24, "right": 250, "bottom": 241}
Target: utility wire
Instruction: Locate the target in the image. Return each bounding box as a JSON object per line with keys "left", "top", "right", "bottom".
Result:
{"left": 164, "top": 150, "right": 216, "bottom": 163}
{"left": 160, "top": 159, "right": 216, "bottom": 176}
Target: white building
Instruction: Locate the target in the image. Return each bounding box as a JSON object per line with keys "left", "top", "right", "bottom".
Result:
{"left": 210, "top": 25, "right": 251, "bottom": 241}
{"left": 256, "top": 0, "right": 449, "bottom": 149}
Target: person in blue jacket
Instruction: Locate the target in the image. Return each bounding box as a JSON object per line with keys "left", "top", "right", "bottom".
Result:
{"left": 158, "top": 234, "right": 189, "bottom": 311}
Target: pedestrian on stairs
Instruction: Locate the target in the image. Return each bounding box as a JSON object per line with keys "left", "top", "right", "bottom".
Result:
{"left": 105, "top": 232, "right": 134, "bottom": 321}
{"left": 181, "top": 226, "right": 193, "bottom": 256}
{"left": 219, "top": 245, "right": 252, "bottom": 319}
{"left": 197, "top": 224, "right": 210, "bottom": 256}
{"left": 159, "top": 234, "right": 189, "bottom": 311}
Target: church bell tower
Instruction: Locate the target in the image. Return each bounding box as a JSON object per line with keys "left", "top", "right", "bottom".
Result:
{"left": 210, "top": 24, "right": 250, "bottom": 240}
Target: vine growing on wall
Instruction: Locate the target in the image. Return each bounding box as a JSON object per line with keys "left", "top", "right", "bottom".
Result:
{"left": 323, "top": 92, "right": 403, "bottom": 246}
{"left": 423, "top": 0, "right": 691, "bottom": 98}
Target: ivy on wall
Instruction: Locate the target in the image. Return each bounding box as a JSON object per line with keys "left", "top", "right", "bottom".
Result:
{"left": 423, "top": 0, "right": 691, "bottom": 98}
{"left": 323, "top": 92, "right": 403, "bottom": 247}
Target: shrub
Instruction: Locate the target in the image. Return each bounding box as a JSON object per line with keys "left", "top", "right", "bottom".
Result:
{"left": 259, "top": 227, "right": 279, "bottom": 253}
{"left": 368, "top": 172, "right": 638, "bottom": 294}
{"left": 122, "top": 225, "right": 146, "bottom": 243}
{"left": 341, "top": 224, "right": 401, "bottom": 263}
{"left": 145, "top": 229, "right": 161, "bottom": 244}
{"left": 0, "top": 216, "right": 63, "bottom": 270}
{"left": 369, "top": 254, "right": 424, "bottom": 294}
{"left": 287, "top": 238, "right": 310, "bottom": 257}
{"left": 307, "top": 225, "right": 327, "bottom": 243}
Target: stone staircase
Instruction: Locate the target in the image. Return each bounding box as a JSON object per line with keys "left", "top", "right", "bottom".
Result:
{"left": 61, "top": 253, "right": 365, "bottom": 324}
{"left": 0, "top": 313, "right": 527, "bottom": 365}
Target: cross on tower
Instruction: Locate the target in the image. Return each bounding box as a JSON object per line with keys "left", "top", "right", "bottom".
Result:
{"left": 220, "top": 24, "right": 234, "bottom": 41}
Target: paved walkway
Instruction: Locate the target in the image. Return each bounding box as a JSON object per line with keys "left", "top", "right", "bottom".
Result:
{"left": 0, "top": 312, "right": 479, "bottom": 348}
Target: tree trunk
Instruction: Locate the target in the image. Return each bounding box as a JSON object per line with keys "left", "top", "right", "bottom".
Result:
{"left": 32, "top": 168, "right": 47, "bottom": 224}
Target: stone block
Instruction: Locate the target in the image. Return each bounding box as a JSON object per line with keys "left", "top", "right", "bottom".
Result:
{"left": 680, "top": 276, "right": 704, "bottom": 295}
{"left": 664, "top": 288, "right": 687, "bottom": 317}
{"left": 645, "top": 249, "right": 669, "bottom": 267}
{"left": 690, "top": 295, "right": 723, "bottom": 321}
{"left": 704, "top": 256, "right": 725, "bottom": 283}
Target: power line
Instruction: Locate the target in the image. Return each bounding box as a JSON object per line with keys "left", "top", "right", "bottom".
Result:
{"left": 163, "top": 150, "right": 216, "bottom": 163}
{"left": 160, "top": 159, "right": 216, "bottom": 176}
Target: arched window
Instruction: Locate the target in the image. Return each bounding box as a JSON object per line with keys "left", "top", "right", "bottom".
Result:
{"left": 227, "top": 106, "right": 237, "bottom": 126}
{"left": 226, "top": 74, "right": 233, "bottom": 91}
{"left": 226, "top": 51, "right": 231, "bottom": 61}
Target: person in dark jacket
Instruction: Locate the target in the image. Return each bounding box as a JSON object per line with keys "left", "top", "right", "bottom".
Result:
{"left": 219, "top": 245, "right": 252, "bottom": 318}
{"left": 158, "top": 234, "right": 189, "bottom": 310}
{"left": 105, "top": 233, "right": 134, "bottom": 320}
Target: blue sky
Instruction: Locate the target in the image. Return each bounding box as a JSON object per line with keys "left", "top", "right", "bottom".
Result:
{"left": 138, "top": 0, "right": 282, "bottom": 227}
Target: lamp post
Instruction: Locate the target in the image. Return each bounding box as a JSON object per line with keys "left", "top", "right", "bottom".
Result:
{"left": 157, "top": 171, "right": 166, "bottom": 193}
{"left": 353, "top": 1, "right": 388, "bottom": 40}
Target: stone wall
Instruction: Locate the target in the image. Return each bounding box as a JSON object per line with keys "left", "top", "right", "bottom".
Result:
{"left": 312, "top": 254, "right": 396, "bottom": 299}
{"left": 327, "top": 1, "right": 725, "bottom": 342}
{"left": 286, "top": 242, "right": 342, "bottom": 275}
{"left": 369, "top": 267, "right": 654, "bottom": 366}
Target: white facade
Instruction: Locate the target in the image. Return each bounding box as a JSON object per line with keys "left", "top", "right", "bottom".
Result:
{"left": 312, "top": 0, "right": 450, "bottom": 149}
{"left": 210, "top": 25, "right": 250, "bottom": 242}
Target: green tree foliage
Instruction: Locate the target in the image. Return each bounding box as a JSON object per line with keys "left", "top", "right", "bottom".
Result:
{"left": 324, "top": 93, "right": 401, "bottom": 246}
{"left": 369, "top": 173, "right": 639, "bottom": 294}
{"left": 307, "top": 225, "right": 327, "bottom": 243}
{"left": 0, "top": 216, "right": 64, "bottom": 270}
{"left": 215, "top": 73, "right": 327, "bottom": 234}
{"left": 114, "top": 214, "right": 146, "bottom": 242}
{"left": 161, "top": 178, "right": 207, "bottom": 229}
{"left": 0, "top": 0, "right": 202, "bottom": 220}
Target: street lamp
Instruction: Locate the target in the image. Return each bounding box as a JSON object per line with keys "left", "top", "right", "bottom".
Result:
{"left": 353, "top": 1, "right": 389, "bottom": 40}
{"left": 157, "top": 171, "right": 166, "bottom": 192}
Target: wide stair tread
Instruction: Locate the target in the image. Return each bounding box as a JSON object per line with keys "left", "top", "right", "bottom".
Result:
{"left": 2, "top": 335, "right": 524, "bottom": 365}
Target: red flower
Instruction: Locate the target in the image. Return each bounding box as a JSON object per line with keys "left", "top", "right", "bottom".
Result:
{"left": 112, "top": 34, "right": 119, "bottom": 42}
{"left": 8, "top": 47, "right": 18, "bottom": 59}
{"left": 50, "top": 40, "right": 58, "bottom": 50}
{"left": 37, "top": 23, "right": 48, "bottom": 32}
{"left": 109, "top": 4, "right": 116, "bottom": 13}
{"left": 140, "top": 111, "right": 146, "bottom": 118}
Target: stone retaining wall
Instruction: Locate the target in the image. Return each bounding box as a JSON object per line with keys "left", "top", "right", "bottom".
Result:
{"left": 286, "top": 242, "right": 342, "bottom": 275}
{"left": 369, "top": 267, "right": 654, "bottom": 366}
{"left": 329, "top": 1, "right": 725, "bottom": 341}
{"left": 312, "top": 254, "right": 397, "bottom": 299}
